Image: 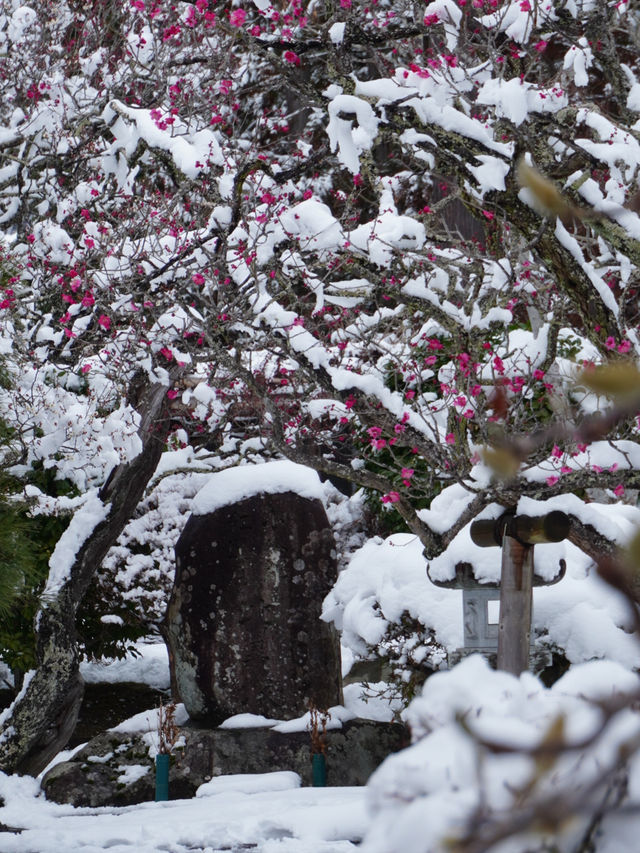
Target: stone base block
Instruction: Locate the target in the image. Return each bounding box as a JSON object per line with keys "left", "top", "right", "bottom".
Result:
{"left": 42, "top": 719, "right": 409, "bottom": 807}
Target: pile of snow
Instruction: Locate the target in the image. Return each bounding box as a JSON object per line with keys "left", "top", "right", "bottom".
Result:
{"left": 361, "top": 655, "right": 640, "bottom": 853}
{"left": 196, "top": 770, "right": 300, "bottom": 797}
{"left": 110, "top": 701, "right": 188, "bottom": 733}
{"left": 218, "top": 703, "right": 356, "bottom": 734}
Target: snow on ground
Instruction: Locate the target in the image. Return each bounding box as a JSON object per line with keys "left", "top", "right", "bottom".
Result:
{"left": 0, "top": 771, "right": 366, "bottom": 852}
{"left": 5, "top": 640, "right": 393, "bottom": 853}
{"left": 80, "top": 641, "right": 171, "bottom": 690}
{"left": 4, "top": 656, "right": 640, "bottom": 852}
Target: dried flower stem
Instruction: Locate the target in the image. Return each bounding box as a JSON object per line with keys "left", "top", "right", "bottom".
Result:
{"left": 308, "top": 702, "right": 331, "bottom": 756}
{"left": 157, "top": 700, "right": 179, "bottom": 755}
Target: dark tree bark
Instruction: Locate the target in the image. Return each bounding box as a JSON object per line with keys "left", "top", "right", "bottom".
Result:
{"left": 0, "top": 373, "right": 178, "bottom": 776}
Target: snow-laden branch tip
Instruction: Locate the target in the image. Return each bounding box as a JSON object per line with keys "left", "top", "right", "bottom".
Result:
{"left": 43, "top": 490, "right": 110, "bottom": 600}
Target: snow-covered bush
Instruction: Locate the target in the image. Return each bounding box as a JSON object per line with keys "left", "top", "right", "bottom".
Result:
{"left": 362, "top": 655, "right": 640, "bottom": 853}
{"left": 326, "top": 519, "right": 640, "bottom": 705}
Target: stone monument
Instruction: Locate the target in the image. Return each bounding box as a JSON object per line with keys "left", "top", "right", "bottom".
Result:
{"left": 164, "top": 461, "right": 343, "bottom": 724}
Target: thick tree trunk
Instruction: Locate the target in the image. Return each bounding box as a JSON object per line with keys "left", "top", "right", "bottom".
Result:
{"left": 0, "top": 373, "right": 177, "bottom": 776}
{"left": 3, "top": 594, "right": 84, "bottom": 776}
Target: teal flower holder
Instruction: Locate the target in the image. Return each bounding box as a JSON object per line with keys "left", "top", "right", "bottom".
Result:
{"left": 312, "top": 753, "right": 327, "bottom": 787}
{"left": 155, "top": 752, "right": 170, "bottom": 801}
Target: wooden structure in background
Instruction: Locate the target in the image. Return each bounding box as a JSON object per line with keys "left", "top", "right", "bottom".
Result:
{"left": 429, "top": 512, "right": 570, "bottom": 675}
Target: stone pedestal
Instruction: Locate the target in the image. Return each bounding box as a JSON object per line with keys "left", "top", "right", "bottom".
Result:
{"left": 41, "top": 719, "right": 409, "bottom": 806}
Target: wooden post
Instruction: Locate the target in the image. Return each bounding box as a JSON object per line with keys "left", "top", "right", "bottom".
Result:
{"left": 496, "top": 535, "right": 534, "bottom": 675}
{"left": 432, "top": 512, "right": 569, "bottom": 672}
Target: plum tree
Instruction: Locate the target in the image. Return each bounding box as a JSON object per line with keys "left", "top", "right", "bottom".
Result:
{"left": 0, "top": 0, "right": 639, "bottom": 779}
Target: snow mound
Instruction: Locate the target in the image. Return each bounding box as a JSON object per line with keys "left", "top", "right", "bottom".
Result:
{"left": 191, "top": 460, "right": 325, "bottom": 515}
{"left": 196, "top": 770, "right": 301, "bottom": 797}
{"left": 109, "top": 702, "right": 189, "bottom": 735}
{"left": 219, "top": 713, "right": 281, "bottom": 729}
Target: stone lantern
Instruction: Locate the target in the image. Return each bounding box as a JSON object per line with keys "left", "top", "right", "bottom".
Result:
{"left": 428, "top": 511, "right": 570, "bottom": 674}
